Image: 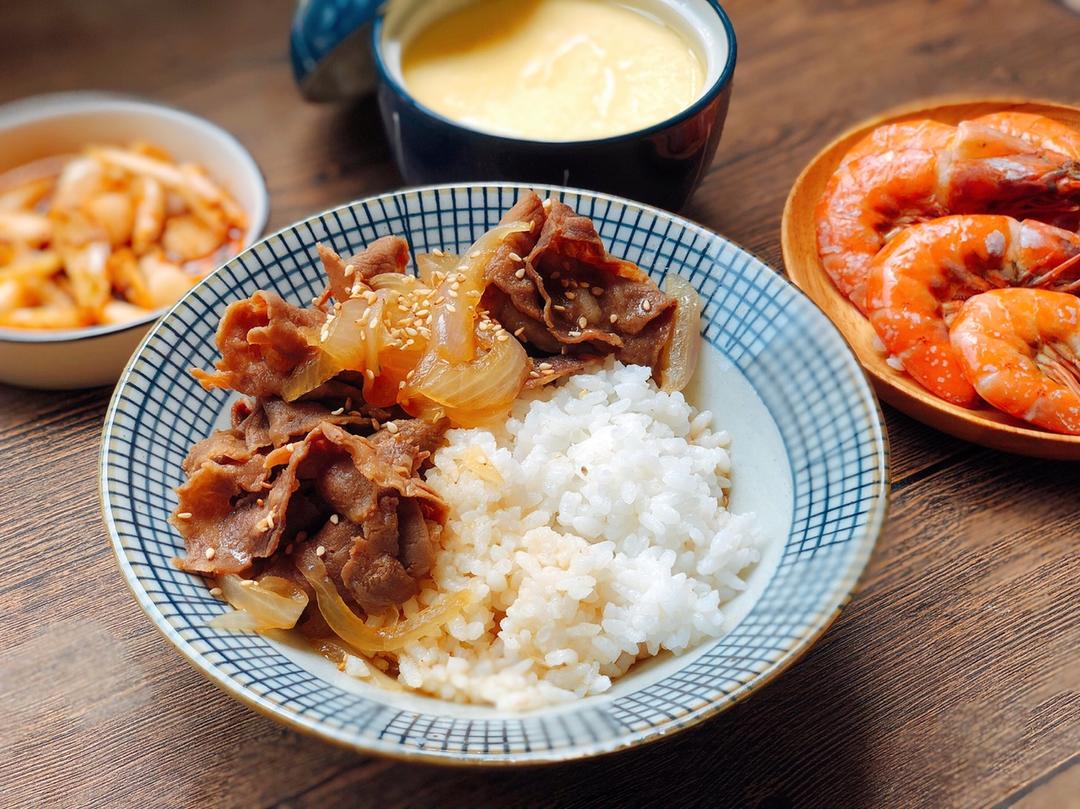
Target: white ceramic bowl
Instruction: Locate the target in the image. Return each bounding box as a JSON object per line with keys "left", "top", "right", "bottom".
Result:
{"left": 101, "top": 183, "right": 888, "bottom": 764}
{"left": 0, "top": 93, "right": 268, "bottom": 390}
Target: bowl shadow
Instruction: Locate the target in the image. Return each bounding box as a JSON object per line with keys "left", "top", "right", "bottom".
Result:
{"left": 272, "top": 623, "right": 873, "bottom": 808}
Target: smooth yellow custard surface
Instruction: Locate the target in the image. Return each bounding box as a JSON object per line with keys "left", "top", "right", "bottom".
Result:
{"left": 400, "top": 0, "right": 705, "bottom": 141}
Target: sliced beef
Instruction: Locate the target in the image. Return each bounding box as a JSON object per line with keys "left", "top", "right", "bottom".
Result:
{"left": 192, "top": 291, "right": 325, "bottom": 397}
{"left": 369, "top": 417, "right": 447, "bottom": 475}
{"left": 340, "top": 493, "right": 416, "bottom": 610}
{"left": 480, "top": 192, "right": 557, "bottom": 351}
{"left": 483, "top": 195, "right": 679, "bottom": 380}
{"left": 184, "top": 397, "right": 375, "bottom": 479}
{"left": 318, "top": 236, "right": 410, "bottom": 301}
{"left": 262, "top": 397, "right": 370, "bottom": 446}
{"left": 182, "top": 430, "right": 250, "bottom": 476}
{"left": 175, "top": 418, "right": 448, "bottom": 615}
{"left": 172, "top": 435, "right": 309, "bottom": 574}
{"left": 397, "top": 497, "right": 434, "bottom": 579}
{"left": 524, "top": 354, "right": 600, "bottom": 389}
{"left": 232, "top": 399, "right": 271, "bottom": 451}
{"left": 526, "top": 201, "right": 677, "bottom": 376}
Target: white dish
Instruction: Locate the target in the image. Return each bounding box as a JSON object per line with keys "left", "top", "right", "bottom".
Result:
{"left": 101, "top": 183, "right": 888, "bottom": 763}
{"left": 0, "top": 92, "right": 268, "bottom": 389}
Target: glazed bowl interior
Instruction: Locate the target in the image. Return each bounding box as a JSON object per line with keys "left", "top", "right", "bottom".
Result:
{"left": 101, "top": 183, "right": 888, "bottom": 764}
{"left": 377, "top": 0, "right": 733, "bottom": 143}
{"left": 0, "top": 93, "right": 268, "bottom": 345}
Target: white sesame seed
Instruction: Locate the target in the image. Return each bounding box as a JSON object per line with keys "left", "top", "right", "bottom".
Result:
{"left": 209, "top": 587, "right": 223, "bottom": 598}
{"left": 176, "top": 512, "right": 192, "bottom": 520}
{"left": 344, "top": 264, "right": 355, "bottom": 278}
{"left": 591, "top": 286, "right": 604, "bottom": 296}
{"left": 469, "top": 250, "right": 481, "bottom": 258}
{"left": 514, "top": 327, "right": 526, "bottom": 337}
{"left": 432, "top": 248, "right": 444, "bottom": 256}
{"left": 204, "top": 547, "right": 216, "bottom": 560}
{"left": 330, "top": 513, "right": 340, "bottom": 524}
{"left": 554, "top": 304, "right": 567, "bottom": 312}
{"left": 509, "top": 252, "right": 522, "bottom": 262}
{"left": 609, "top": 313, "right": 618, "bottom": 323}
{"left": 331, "top": 407, "right": 345, "bottom": 415}
{"left": 365, "top": 368, "right": 376, "bottom": 380}
{"left": 538, "top": 362, "right": 553, "bottom": 370}
{"left": 385, "top": 421, "right": 399, "bottom": 434}
{"left": 565, "top": 291, "right": 576, "bottom": 299}
{"left": 316, "top": 545, "right": 326, "bottom": 557}
{"left": 642, "top": 299, "right": 652, "bottom": 312}
{"left": 515, "top": 267, "right": 526, "bottom": 279}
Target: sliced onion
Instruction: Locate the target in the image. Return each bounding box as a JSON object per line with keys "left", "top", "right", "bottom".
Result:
{"left": 361, "top": 297, "right": 384, "bottom": 377}
{"left": 298, "top": 556, "right": 469, "bottom": 653}
{"left": 282, "top": 297, "right": 370, "bottom": 401}
{"left": 403, "top": 332, "right": 529, "bottom": 427}
{"left": 369, "top": 272, "right": 423, "bottom": 295}
{"left": 430, "top": 221, "right": 531, "bottom": 364}
{"left": 659, "top": 274, "right": 702, "bottom": 393}
{"left": 416, "top": 252, "right": 460, "bottom": 286}
{"left": 208, "top": 574, "right": 309, "bottom": 632}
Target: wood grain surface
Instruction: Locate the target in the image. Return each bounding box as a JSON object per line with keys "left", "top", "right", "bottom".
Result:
{"left": 1, "top": 1, "right": 1077, "bottom": 807}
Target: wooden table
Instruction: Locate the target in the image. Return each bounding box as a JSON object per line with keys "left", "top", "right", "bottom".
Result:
{"left": 2, "top": 1, "right": 1077, "bottom": 806}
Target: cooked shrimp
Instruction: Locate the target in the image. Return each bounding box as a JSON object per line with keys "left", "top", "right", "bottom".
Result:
{"left": 838, "top": 119, "right": 955, "bottom": 168}
{"left": 817, "top": 122, "right": 1080, "bottom": 312}
{"left": 975, "top": 111, "right": 1080, "bottom": 160}
{"left": 951, "top": 288, "right": 1080, "bottom": 434}
{"left": 866, "top": 215, "right": 1080, "bottom": 407}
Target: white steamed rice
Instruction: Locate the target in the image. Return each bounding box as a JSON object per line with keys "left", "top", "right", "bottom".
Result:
{"left": 382, "top": 361, "right": 765, "bottom": 710}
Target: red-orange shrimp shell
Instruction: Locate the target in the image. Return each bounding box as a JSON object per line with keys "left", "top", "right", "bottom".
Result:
{"left": 951, "top": 288, "right": 1080, "bottom": 434}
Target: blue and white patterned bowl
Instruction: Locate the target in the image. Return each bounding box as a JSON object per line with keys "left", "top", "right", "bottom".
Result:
{"left": 100, "top": 183, "right": 889, "bottom": 765}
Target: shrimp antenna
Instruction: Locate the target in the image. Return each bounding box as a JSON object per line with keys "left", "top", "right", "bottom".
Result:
{"left": 1035, "top": 250, "right": 1080, "bottom": 292}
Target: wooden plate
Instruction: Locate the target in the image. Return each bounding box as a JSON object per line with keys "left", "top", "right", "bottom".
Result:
{"left": 782, "top": 97, "right": 1080, "bottom": 460}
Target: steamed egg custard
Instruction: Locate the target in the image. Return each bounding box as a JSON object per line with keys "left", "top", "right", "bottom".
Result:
{"left": 400, "top": 0, "right": 706, "bottom": 141}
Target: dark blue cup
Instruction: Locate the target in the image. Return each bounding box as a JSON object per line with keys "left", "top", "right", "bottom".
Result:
{"left": 293, "top": 0, "right": 737, "bottom": 211}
